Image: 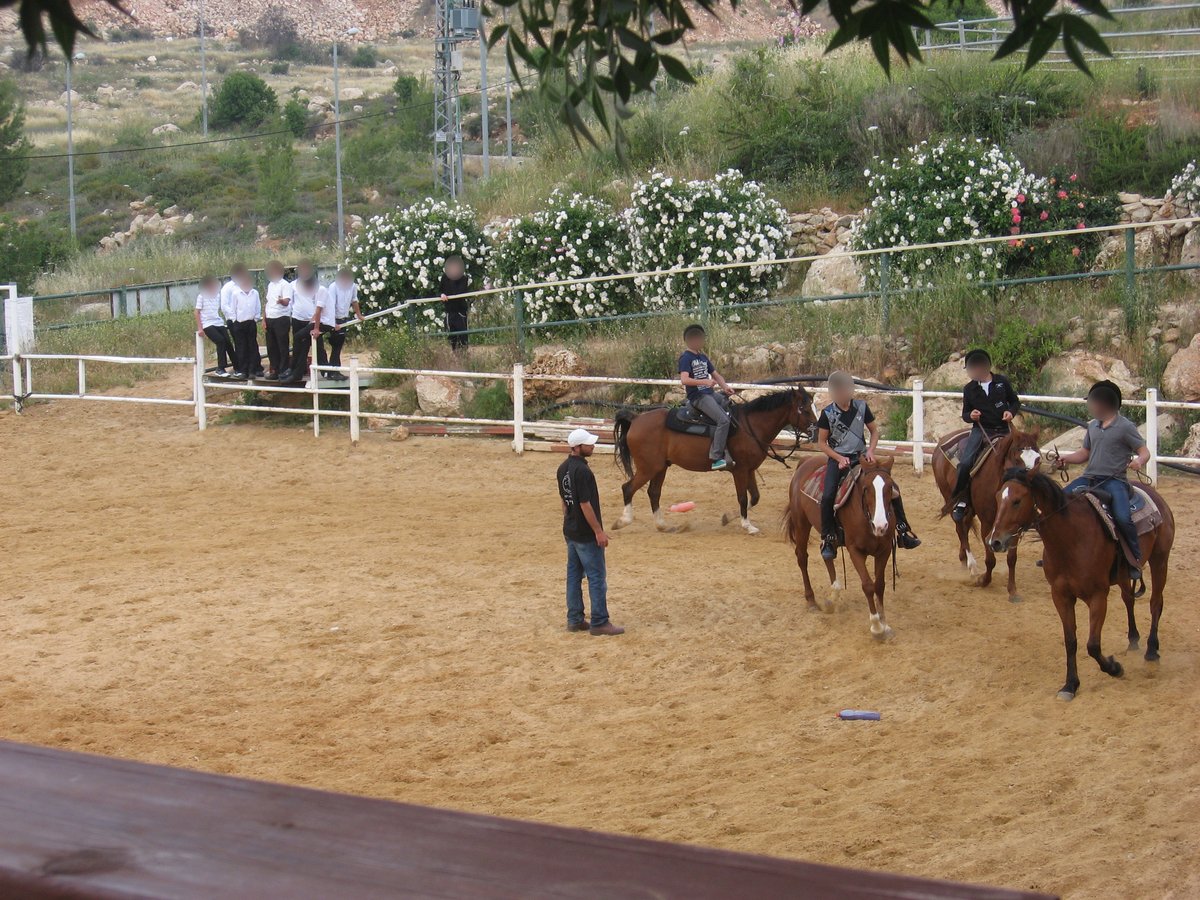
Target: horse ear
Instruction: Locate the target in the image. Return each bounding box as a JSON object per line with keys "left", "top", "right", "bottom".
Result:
{"left": 1030, "top": 424, "right": 1042, "bottom": 441}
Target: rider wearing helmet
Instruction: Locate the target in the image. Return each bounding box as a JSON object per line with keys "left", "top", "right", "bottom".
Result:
{"left": 817, "top": 371, "right": 921, "bottom": 561}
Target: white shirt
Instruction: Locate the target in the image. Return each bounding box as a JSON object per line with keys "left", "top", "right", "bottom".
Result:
{"left": 219, "top": 279, "right": 238, "bottom": 317}
{"left": 315, "top": 287, "right": 337, "bottom": 328}
{"left": 977, "top": 379, "right": 992, "bottom": 395}
{"left": 224, "top": 286, "right": 261, "bottom": 323}
{"left": 265, "top": 278, "right": 294, "bottom": 319}
{"left": 330, "top": 281, "right": 358, "bottom": 319}
{"left": 291, "top": 285, "right": 321, "bottom": 323}
{"left": 195, "top": 292, "right": 224, "bottom": 330}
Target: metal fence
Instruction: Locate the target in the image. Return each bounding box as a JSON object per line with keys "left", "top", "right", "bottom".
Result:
{"left": 918, "top": 2, "right": 1200, "bottom": 61}
{"left": 6, "top": 343, "right": 1199, "bottom": 486}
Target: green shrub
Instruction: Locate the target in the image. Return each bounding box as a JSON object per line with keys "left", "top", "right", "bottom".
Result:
{"left": 624, "top": 341, "right": 677, "bottom": 401}
{"left": 986, "top": 317, "right": 1061, "bottom": 385}
{"left": 257, "top": 134, "right": 296, "bottom": 217}
{"left": 282, "top": 98, "right": 308, "bottom": 137}
{"left": 209, "top": 72, "right": 278, "bottom": 129}
{"left": 134, "top": 74, "right": 154, "bottom": 89}
{"left": 270, "top": 61, "right": 290, "bottom": 76}
{"left": 0, "top": 216, "right": 75, "bottom": 292}
{"left": 1076, "top": 113, "right": 1199, "bottom": 195}
{"left": 350, "top": 45, "right": 377, "bottom": 69}
{"left": 465, "top": 381, "right": 513, "bottom": 419}
{"left": 0, "top": 77, "right": 31, "bottom": 204}
{"left": 394, "top": 73, "right": 419, "bottom": 104}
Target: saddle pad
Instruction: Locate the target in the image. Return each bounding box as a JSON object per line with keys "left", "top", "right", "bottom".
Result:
{"left": 1083, "top": 486, "right": 1162, "bottom": 542}
{"left": 665, "top": 407, "right": 713, "bottom": 436}
{"left": 800, "top": 464, "right": 863, "bottom": 511}
{"left": 938, "top": 428, "right": 995, "bottom": 476}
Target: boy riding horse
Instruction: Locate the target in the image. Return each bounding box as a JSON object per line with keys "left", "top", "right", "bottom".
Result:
{"left": 948, "top": 348, "right": 1022, "bottom": 522}
{"left": 817, "top": 372, "right": 921, "bottom": 561}
{"left": 678, "top": 324, "right": 735, "bottom": 471}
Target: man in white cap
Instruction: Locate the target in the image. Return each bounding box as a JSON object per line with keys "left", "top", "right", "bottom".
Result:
{"left": 557, "top": 428, "right": 624, "bottom": 636}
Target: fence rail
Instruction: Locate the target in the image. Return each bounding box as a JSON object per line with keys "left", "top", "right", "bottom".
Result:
{"left": 7, "top": 341, "right": 1199, "bottom": 486}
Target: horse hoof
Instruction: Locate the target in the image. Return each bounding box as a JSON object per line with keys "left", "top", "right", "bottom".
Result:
{"left": 872, "top": 627, "right": 895, "bottom": 642}
{"left": 612, "top": 519, "right": 630, "bottom": 531}
{"left": 720, "top": 513, "right": 733, "bottom": 527}
{"left": 1056, "top": 690, "right": 1075, "bottom": 702}
{"left": 1110, "top": 660, "right": 1124, "bottom": 678}
{"left": 1145, "top": 650, "right": 1160, "bottom": 663}
{"left": 744, "top": 526, "right": 761, "bottom": 536}
{"left": 1008, "top": 594, "right": 1022, "bottom": 604}
{"left": 1127, "top": 639, "right": 1140, "bottom": 652}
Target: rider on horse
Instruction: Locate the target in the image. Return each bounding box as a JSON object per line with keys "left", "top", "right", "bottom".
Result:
{"left": 1052, "top": 379, "right": 1151, "bottom": 585}
{"left": 817, "top": 372, "right": 921, "bottom": 561}
{"left": 948, "top": 348, "right": 1022, "bottom": 522}
{"left": 678, "top": 324, "right": 736, "bottom": 471}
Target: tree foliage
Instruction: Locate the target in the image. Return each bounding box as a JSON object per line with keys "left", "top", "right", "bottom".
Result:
{"left": 0, "top": 77, "right": 31, "bottom": 204}
{"left": 209, "top": 72, "right": 278, "bottom": 130}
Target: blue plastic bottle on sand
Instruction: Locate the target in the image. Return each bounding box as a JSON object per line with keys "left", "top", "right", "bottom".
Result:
{"left": 837, "top": 710, "right": 881, "bottom": 721}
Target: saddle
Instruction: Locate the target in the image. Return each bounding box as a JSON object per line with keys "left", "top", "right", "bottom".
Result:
{"left": 665, "top": 400, "right": 738, "bottom": 438}
{"left": 938, "top": 428, "right": 998, "bottom": 477}
{"left": 1081, "top": 485, "right": 1162, "bottom": 570}
{"left": 800, "top": 464, "right": 864, "bottom": 511}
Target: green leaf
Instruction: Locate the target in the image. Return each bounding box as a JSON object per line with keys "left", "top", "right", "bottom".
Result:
{"left": 1064, "top": 15, "right": 1112, "bottom": 57}
{"left": 659, "top": 53, "right": 696, "bottom": 83}
{"left": 1022, "top": 21, "right": 1061, "bottom": 70}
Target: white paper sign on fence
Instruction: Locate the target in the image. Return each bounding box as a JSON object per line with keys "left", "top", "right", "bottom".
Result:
{"left": 4, "top": 288, "right": 35, "bottom": 356}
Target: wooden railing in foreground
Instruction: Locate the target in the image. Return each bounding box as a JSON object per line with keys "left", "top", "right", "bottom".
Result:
{"left": 0, "top": 740, "right": 1054, "bottom": 899}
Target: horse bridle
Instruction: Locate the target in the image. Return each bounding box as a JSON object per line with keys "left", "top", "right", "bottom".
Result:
{"left": 733, "top": 392, "right": 812, "bottom": 469}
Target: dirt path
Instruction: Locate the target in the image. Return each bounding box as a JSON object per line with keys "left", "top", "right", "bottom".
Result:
{"left": 1, "top": 389, "right": 1197, "bottom": 899}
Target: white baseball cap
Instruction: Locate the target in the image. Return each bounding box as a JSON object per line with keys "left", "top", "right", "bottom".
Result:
{"left": 567, "top": 428, "right": 600, "bottom": 448}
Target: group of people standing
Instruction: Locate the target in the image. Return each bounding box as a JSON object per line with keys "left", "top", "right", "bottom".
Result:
{"left": 195, "top": 261, "right": 363, "bottom": 382}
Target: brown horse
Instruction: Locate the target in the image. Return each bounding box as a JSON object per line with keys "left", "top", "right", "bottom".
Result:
{"left": 612, "top": 388, "right": 817, "bottom": 535}
{"left": 931, "top": 428, "right": 1043, "bottom": 602}
{"left": 784, "top": 455, "right": 898, "bottom": 639}
{"left": 986, "top": 468, "right": 1174, "bottom": 700}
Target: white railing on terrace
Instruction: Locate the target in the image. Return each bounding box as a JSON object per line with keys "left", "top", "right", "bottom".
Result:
{"left": 6, "top": 342, "right": 1199, "bottom": 486}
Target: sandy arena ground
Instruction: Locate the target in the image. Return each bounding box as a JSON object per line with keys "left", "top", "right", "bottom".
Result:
{"left": 1, "top": 379, "right": 1198, "bottom": 899}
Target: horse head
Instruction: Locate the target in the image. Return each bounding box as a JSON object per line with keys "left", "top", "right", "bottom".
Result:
{"left": 858, "top": 458, "right": 897, "bottom": 539}
{"left": 1002, "top": 428, "right": 1043, "bottom": 473}
{"left": 787, "top": 386, "right": 819, "bottom": 439}
{"left": 987, "top": 467, "right": 1042, "bottom": 552}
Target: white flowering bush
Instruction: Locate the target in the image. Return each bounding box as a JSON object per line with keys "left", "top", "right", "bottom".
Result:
{"left": 488, "top": 190, "right": 634, "bottom": 324}
{"left": 1168, "top": 159, "right": 1198, "bottom": 214}
{"left": 624, "top": 170, "right": 789, "bottom": 310}
{"left": 853, "top": 138, "right": 1045, "bottom": 290}
{"left": 346, "top": 198, "right": 489, "bottom": 331}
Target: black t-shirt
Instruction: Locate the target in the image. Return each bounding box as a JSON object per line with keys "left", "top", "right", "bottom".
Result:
{"left": 557, "top": 455, "right": 602, "bottom": 543}
{"left": 440, "top": 273, "right": 470, "bottom": 314}
{"left": 816, "top": 402, "right": 875, "bottom": 436}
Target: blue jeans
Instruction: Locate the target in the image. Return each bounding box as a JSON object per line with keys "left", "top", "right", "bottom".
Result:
{"left": 1066, "top": 475, "right": 1140, "bottom": 561}
{"left": 566, "top": 539, "right": 609, "bottom": 627}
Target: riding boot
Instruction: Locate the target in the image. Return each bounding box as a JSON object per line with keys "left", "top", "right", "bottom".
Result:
{"left": 892, "top": 497, "right": 921, "bottom": 549}
{"left": 820, "top": 533, "right": 838, "bottom": 561}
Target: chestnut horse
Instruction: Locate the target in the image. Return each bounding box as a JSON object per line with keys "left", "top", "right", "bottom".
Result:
{"left": 986, "top": 468, "right": 1174, "bottom": 701}
{"left": 612, "top": 388, "right": 816, "bottom": 535}
{"left": 931, "top": 428, "right": 1043, "bottom": 602}
{"left": 784, "top": 455, "right": 898, "bottom": 639}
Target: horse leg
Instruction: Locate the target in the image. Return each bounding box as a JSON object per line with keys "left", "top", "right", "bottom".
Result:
{"left": 614, "top": 468, "right": 653, "bottom": 530}
{"left": 976, "top": 539, "right": 996, "bottom": 589}
{"left": 733, "top": 469, "right": 758, "bottom": 535}
{"left": 957, "top": 517, "right": 979, "bottom": 577}
{"left": 794, "top": 516, "right": 823, "bottom": 612}
{"left": 647, "top": 470, "right": 676, "bottom": 533}
{"left": 1145, "top": 541, "right": 1168, "bottom": 662}
{"left": 748, "top": 477, "right": 761, "bottom": 510}
{"left": 1085, "top": 591, "right": 1123, "bottom": 679}
{"left": 847, "top": 549, "right": 885, "bottom": 639}
{"left": 871, "top": 550, "right": 893, "bottom": 640}
{"left": 1005, "top": 545, "right": 1021, "bottom": 604}
{"left": 1052, "top": 589, "right": 1081, "bottom": 701}
{"left": 1119, "top": 580, "right": 1139, "bottom": 653}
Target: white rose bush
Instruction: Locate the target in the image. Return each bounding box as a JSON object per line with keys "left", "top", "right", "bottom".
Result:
{"left": 346, "top": 198, "right": 489, "bottom": 331}
{"left": 853, "top": 138, "right": 1045, "bottom": 290}
{"left": 488, "top": 190, "right": 634, "bottom": 324}
{"left": 623, "top": 170, "right": 789, "bottom": 311}
{"left": 1168, "top": 159, "right": 1198, "bottom": 215}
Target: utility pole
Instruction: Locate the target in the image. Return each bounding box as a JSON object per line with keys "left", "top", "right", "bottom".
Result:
{"left": 66, "top": 55, "right": 79, "bottom": 240}
{"left": 479, "top": 17, "right": 489, "bottom": 178}
{"left": 434, "top": 0, "right": 478, "bottom": 198}
{"left": 333, "top": 27, "right": 361, "bottom": 253}
{"left": 198, "top": 0, "right": 208, "bottom": 136}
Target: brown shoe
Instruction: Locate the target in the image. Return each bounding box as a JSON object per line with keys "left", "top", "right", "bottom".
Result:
{"left": 589, "top": 622, "right": 625, "bottom": 636}
{"left": 566, "top": 621, "right": 590, "bottom": 633}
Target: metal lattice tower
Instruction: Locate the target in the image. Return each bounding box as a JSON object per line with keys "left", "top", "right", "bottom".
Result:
{"left": 434, "top": 0, "right": 479, "bottom": 199}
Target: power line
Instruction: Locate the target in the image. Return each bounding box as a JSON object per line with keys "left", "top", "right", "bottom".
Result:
{"left": 14, "top": 77, "right": 518, "bottom": 162}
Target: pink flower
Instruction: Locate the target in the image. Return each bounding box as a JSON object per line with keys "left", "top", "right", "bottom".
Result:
{"left": 1057, "top": 190, "right": 1068, "bottom": 200}
{"left": 1069, "top": 173, "right": 1078, "bottom": 183}
{"left": 1072, "top": 246, "right": 1081, "bottom": 257}
{"left": 1039, "top": 211, "right": 1049, "bottom": 221}
{"left": 1017, "top": 193, "right": 1026, "bottom": 204}
{"left": 1009, "top": 226, "right": 1021, "bottom": 235}
{"left": 1012, "top": 213, "right": 1022, "bottom": 224}
{"left": 1008, "top": 239, "right": 1019, "bottom": 247}
{"left": 1076, "top": 222, "right": 1086, "bottom": 229}
{"left": 1077, "top": 202, "right": 1085, "bottom": 209}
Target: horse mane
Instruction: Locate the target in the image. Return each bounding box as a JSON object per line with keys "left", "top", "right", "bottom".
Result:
{"left": 739, "top": 387, "right": 808, "bottom": 415}
{"left": 1002, "top": 466, "right": 1064, "bottom": 506}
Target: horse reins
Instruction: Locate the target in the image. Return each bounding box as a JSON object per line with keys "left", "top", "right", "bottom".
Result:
{"left": 732, "top": 393, "right": 805, "bottom": 469}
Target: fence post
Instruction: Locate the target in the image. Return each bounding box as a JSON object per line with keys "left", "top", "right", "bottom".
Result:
{"left": 1145, "top": 387, "right": 1158, "bottom": 486}
{"left": 348, "top": 355, "right": 360, "bottom": 446}
{"left": 11, "top": 355, "right": 22, "bottom": 412}
{"left": 879, "top": 251, "right": 891, "bottom": 329}
{"left": 512, "top": 363, "right": 525, "bottom": 454}
{"left": 912, "top": 378, "right": 924, "bottom": 475}
{"left": 1122, "top": 225, "right": 1138, "bottom": 331}
{"left": 77, "top": 359, "right": 86, "bottom": 397}
{"left": 513, "top": 290, "right": 526, "bottom": 356}
{"left": 699, "top": 271, "right": 710, "bottom": 327}
{"left": 194, "top": 331, "right": 207, "bottom": 431}
{"left": 311, "top": 361, "right": 321, "bottom": 438}
{"left": 118, "top": 288, "right": 129, "bottom": 318}
{"left": 957, "top": 18, "right": 966, "bottom": 50}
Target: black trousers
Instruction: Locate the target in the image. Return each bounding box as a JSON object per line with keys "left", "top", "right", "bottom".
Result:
{"left": 446, "top": 306, "right": 469, "bottom": 350}
{"left": 314, "top": 322, "right": 335, "bottom": 368}
{"left": 265, "top": 316, "right": 291, "bottom": 375}
{"left": 329, "top": 317, "right": 352, "bottom": 368}
{"left": 230, "top": 320, "right": 259, "bottom": 375}
{"left": 202, "top": 325, "right": 235, "bottom": 370}
{"left": 287, "top": 318, "right": 313, "bottom": 378}
{"left": 821, "top": 454, "right": 858, "bottom": 537}
{"left": 953, "top": 426, "right": 1006, "bottom": 499}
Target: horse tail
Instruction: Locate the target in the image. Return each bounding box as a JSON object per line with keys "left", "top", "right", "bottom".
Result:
{"left": 613, "top": 408, "right": 636, "bottom": 478}
{"left": 782, "top": 492, "right": 798, "bottom": 546}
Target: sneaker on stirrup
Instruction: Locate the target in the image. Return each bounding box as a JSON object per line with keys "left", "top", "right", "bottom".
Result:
{"left": 896, "top": 524, "right": 921, "bottom": 550}
{"left": 951, "top": 501, "right": 969, "bottom": 523}
{"left": 820, "top": 534, "right": 838, "bottom": 561}
{"left": 711, "top": 458, "right": 727, "bottom": 471}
